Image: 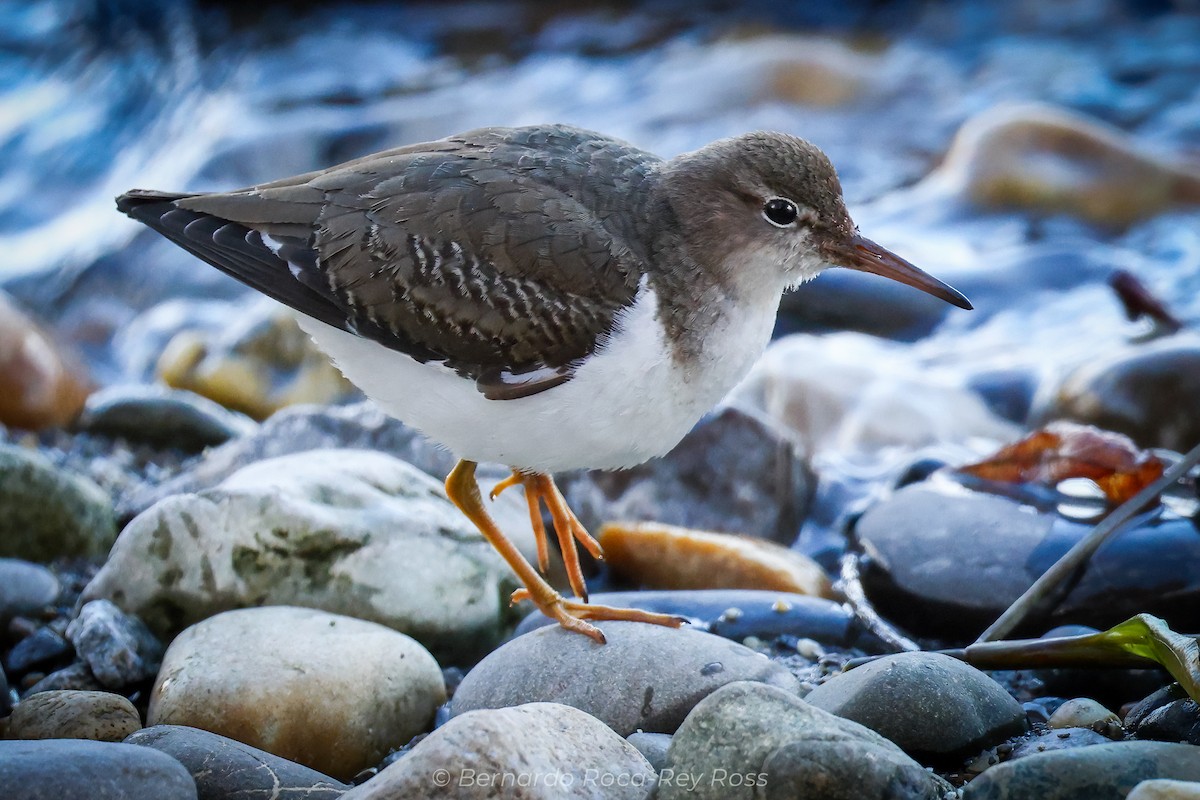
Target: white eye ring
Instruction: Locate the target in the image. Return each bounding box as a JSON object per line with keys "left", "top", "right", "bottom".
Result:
{"left": 763, "top": 197, "right": 800, "bottom": 228}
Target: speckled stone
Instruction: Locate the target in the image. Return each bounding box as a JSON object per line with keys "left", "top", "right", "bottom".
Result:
{"left": 149, "top": 606, "right": 445, "bottom": 781}
{"left": 8, "top": 690, "right": 141, "bottom": 742}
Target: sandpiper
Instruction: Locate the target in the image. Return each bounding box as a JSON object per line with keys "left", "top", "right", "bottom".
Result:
{"left": 118, "top": 124, "right": 970, "bottom": 643}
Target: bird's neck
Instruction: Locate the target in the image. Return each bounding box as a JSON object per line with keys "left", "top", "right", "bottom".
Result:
{"left": 639, "top": 187, "right": 786, "bottom": 370}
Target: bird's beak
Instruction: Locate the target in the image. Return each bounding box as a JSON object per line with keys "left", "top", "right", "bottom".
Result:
{"left": 822, "top": 234, "right": 972, "bottom": 310}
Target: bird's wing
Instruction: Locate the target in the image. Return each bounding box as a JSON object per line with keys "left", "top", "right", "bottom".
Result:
{"left": 117, "top": 125, "right": 660, "bottom": 400}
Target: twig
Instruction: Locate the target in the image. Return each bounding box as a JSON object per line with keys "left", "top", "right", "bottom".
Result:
{"left": 976, "top": 441, "right": 1200, "bottom": 643}
{"left": 839, "top": 551, "right": 921, "bottom": 653}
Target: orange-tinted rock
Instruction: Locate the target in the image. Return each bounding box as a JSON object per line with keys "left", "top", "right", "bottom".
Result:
{"left": 0, "top": 292, "right": 90, "bottom": 430}
{"left": 155, "top": 307, "right": 354, "bottom": 420}
{"left": 599, "top": 521, "right": 835, "bottom": 598}
{"left": 934, "top": 103, "right": 1200, "bottom": 227}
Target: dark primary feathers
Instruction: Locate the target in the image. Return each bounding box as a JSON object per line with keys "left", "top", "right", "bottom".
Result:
{"left": 117, "top": 125, "right": 660, "bottom": 399}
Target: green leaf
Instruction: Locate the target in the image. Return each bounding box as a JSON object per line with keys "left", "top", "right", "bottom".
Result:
{"left": 957, "top": 614, "right": 1200, "bottom": 702}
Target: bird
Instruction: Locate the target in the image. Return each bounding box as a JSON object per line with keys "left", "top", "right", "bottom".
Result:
{"left": 117, "top": 124, "right": 971, "bottom": 644}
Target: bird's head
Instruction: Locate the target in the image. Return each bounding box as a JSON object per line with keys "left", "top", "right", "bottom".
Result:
{"left": 660, "top": 131, "right": 971, "bottom": 309}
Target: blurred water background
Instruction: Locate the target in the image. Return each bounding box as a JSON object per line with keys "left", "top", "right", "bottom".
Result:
{"left": 1, "top": 0, "right": 1198, "bottom": 405}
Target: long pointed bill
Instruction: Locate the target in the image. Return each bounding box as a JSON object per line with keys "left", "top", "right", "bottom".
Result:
{"left": 823, "top": 234, "right": 973, "bottom": 310}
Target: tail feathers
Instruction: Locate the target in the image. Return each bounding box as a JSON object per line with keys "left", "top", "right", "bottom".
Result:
{"left": 115, "top": 189, "right": 352, "bottom": 333}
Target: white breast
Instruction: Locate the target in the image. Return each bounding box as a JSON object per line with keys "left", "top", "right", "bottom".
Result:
{"left": 297, "top": 282, "right": 779, "bottom": 473}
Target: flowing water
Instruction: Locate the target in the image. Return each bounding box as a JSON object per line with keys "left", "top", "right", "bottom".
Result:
{"left": 2, "top": 0, "right": 1198, "bottom": 397}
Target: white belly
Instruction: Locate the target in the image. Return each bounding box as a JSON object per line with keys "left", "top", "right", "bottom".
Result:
{"left": 297, "top": 286, "right": 778, "bottom": 473}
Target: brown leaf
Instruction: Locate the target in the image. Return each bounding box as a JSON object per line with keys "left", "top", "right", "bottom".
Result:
{"left": 959, "top": 421, "right": 1165, "bottom": 504}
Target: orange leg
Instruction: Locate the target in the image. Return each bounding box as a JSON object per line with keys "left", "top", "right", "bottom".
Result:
{"left": 491, "top": 470, "right": 602, "bottom": 600}
{"left": 447, "top": 460, "right": 682, "bottom": 643}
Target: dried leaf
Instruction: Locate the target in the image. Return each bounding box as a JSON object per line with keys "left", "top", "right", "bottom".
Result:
{"left": 959, "top": 614, "right": 1200, "bottom": 702}
{"left": 959, "top": 421, "right": 1165, "bottom": 504}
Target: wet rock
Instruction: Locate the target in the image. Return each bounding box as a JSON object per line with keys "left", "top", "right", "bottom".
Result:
{"left": 84, "top": 449, "right": 518, "bottom": 662}
{"left": 149, "top": 606, "right": 445, "bottom": 781}
{"left": 451, "top": 621, "right": 799, "bottom": 737}
{"left": 963, "top": 741, "right": 1200, "bottom": 799}
{"left": 5, "top": 626, "right": 73, "bottom": 675}
{"left": 598, "top": 522, "right": 833, "bottom": 598}
{"left": 0, "top": 559, "right": 60, "bottom": 619}
{"left": 342, "top": 703, "right": 654, "bottom": 800}
{"left": 805, "top": 652, "right": 1027, "bottom": 761}
{"left": 26, "top": 662, "right": 101, "bottom": 694}
{"left": 0, "top": 739, "right": 197, "bottom": 799}
{"left": 1128, "top": 780, "right": 1200, "bottom": 800}
{"left": 661, "top": 681, "right": 948, "bottom": 800}
{"left": 730, "top": 334, "right": 1019, "bottom": 457}
{"left": 8, "top": 690, "right": 141, "bottom": 742}
{"left": 855, "top": 483, "right": 1200, "bottom": 636}
{"left": 66, "top": 600, "right": 163, "bottom": 689}
{"left": 75, "top": 385, "right": 257, "bottom": 452}
{"left": 1131, "top": 695, "right": 1200, "bottom": 746}
{"left": 1049, "top": 698, "right": 1121, "bottom": 731}
{"left": 627, "top": 731, "right": 672, "bottom": 773}
{"left": 1127, "top": 685, "right": 1191, "bottom": 730}
{"left": 1041, "top": 337, "right": 1200, "bottom": 452}
{"left": 0, "top": 444, "right": 117, "bottom": 562}
{"left": 562, "top": 408, "right": 813, "bottom": 545}
{"left": 0, "top": 291, "right": 90, "bottom": 431}
{"left": 156, "top": 304, "right": 354, "bottom": 419}
{"left": 514, "top": 589, "right": 884, "bottom": 650}
{"left": 127, "top": 725, "right": 348, "bottom": 800}
{"left": 932, "top": 103, "right": 1200, "bottom": 228}
{"left": 1011, "top": 727, "right": 1118, "bottom": 759}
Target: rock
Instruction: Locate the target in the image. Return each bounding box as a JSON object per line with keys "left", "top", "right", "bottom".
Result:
{"left": 562, "top": 408, "right": 814, "bottom": 545}
{"left": 513, "top": 589, "right": 885, "bottom": 650}
{"left": 66, "top": 600, "right": 163, "bottom": 689}
{"left": 729, "top": 334, "right": 1019, "bottom": 457}
{"left": 75, "top": 384, "right": 257, "bottom": 452}
{"left": 155, "top": 304, "right": 355, "bottom": 419}
{"left": 1010, "top": 727, "right": 1119, "bottom": 759}
{"left": 0, "top": 559, "right": 60, "bottom": 619}
{"left": 0, "top": 444, "right": 117, "bottom": 562}
{"left": 661, "top": 681, "right": 948, "bottom": 800}
{"left": 84, "top": 449, "right": 519, "bottom": 662}
{"left": 1128, "top": 780, "right": 1200, "bottom": 800}
{"left": 148, "top": 606, "right": 445, "bottom": 781}
{"left": 1132, "top": 697, "right": 1200, "bottom": 746}
{"left": 1127, "top": 685, "right": 1191, "bottom": 730}
{"left": 1048, "top": 698, "right": 1121, "bottom": 731}
{"left": 121, "top": 403, "right": 453, "bottom": 514}
{"left": 963, "top": 741, "right": 1200, "bottom": 799}
{"left": 8, "top": 690, "right": 141, "bottom": 742}
{"left": 451, "top": 621, "right": 799, "bottom": 737}
{"left": 627, "top": 732, "right": 672, "bottom": 773}
{"left": 0, "top": 663, "right": 9, "bottom": 716}
{"left": 1040, "top": 337, "right": 1200, "bottom": 452}
{"left": 5, "top": 626, "right": 73, "bottom": 675}
{"left": 855, "top": 482, "right": 1200, "bottom": 636}
{"left": 0, "top": 739, "right": 196, "bottom": 799}
{"left": 342, "top": 703, "right": 654, "bottom": 800}
{"left": 931, "top": 103, "right": 1200, "bottom": 228}
{"left": 127, "top": 725, "right": 348, "bottom": 800}
{"left": 0, "top": 291, "right": 90, "bottom": 431}
{"left": 804, "top": 652, "right": 1027, "bottom": 761}
{"left": 26, "top": 662, "right": 102, "bottom": 694}
{"left": 597, "top": 522, "right": 833, "bottom": 598}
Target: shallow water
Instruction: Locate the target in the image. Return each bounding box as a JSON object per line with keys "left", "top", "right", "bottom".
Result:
{"left": 1, "top": 0, "right": 1198, "bottom": 390}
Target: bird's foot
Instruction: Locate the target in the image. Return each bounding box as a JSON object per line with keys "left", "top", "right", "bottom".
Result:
{"left": 510, "top": 588, "right": 686, "bottom": 645}
{"left": 491, "top": 470, "right": 602, "bottom": 601}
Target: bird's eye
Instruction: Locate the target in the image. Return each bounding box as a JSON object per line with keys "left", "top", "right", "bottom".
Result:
{"left": 763, "top": 197, "right": 799, "bottom": 228}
